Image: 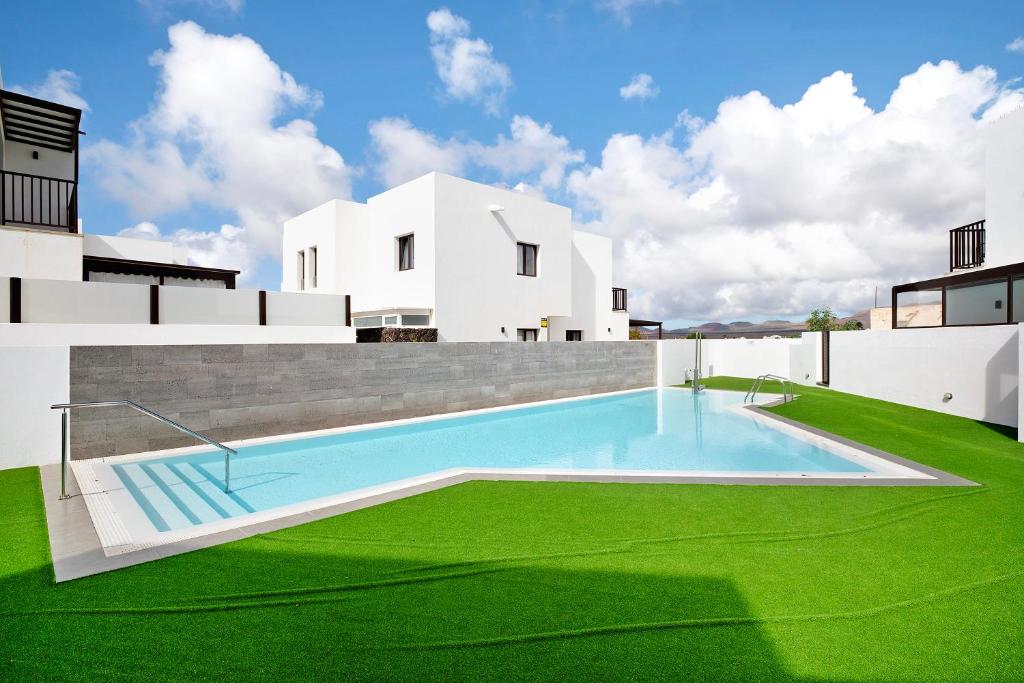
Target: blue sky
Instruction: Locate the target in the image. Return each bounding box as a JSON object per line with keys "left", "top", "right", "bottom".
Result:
{"left": 4, "top": 1, "right": 1024, "bottom": 327}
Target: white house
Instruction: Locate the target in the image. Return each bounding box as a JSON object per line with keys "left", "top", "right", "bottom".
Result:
{"left": 880, "top": 106, "right": 1024, "bottom": 329}
{"left": 282, "top": 172, "right": 630, "bottom": 342}
{"left": 0, "top": 81, "right": 352, "bottom": 334}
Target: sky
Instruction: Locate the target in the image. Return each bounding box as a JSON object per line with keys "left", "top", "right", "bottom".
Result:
{"left": 4, "top": 0, "right": 1024, "bottom": 327}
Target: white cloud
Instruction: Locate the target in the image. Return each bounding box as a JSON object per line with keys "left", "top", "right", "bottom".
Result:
{"left": 1007, "top": 37, "right": 1024, "bottom": 53}
{"left": 569, "top": 61, "right": 1024, "bottom": 321}
{"left": 597, "top": 0, "right": 664, "bottom": 27}
{"left": 87, "top": 21, "right": 350, "bottom": 278}
{"left": 369, "top": 114, "right": 583, "bottom": 191}
{"left": 619, "top": 73, "right": 659, "bottom": 101}
{"left": 10, "top": 69, "right": 89, "bottom": 111}
{"left": 119, "top": 221, "right": 254, "bottom": 279}
{"left": 427, "top": 7, "right": 512, "bottom": 115}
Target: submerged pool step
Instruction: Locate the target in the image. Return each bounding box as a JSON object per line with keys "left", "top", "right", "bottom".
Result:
{"left": 115, "top": 461, "right": 252, "bottom": 531}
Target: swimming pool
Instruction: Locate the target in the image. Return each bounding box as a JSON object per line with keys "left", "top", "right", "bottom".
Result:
{"left": 73, "top": 388, "right": 937, "bottom": 555}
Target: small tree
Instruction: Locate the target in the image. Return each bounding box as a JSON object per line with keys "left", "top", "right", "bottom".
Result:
{"left": 628, "top": 329, "right": 643, "bottom": 340}
{"left": 806, "top": 307, "right": 838, "bottom": 332}
{"left": 806, "top": 306, "right": 863, "bottom": 332}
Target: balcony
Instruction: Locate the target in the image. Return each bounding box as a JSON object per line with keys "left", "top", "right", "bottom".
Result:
{"left": 1, "top": 169, "right": 78, "bottom": 232}
{"left": 949, "top": 220, "right": 985, "bottom": 271}
{"left": 612, "top": 287, "right": 627, "bottom": 311}
{"left": 0, "top": 89, "right": 82, "bottom": 233}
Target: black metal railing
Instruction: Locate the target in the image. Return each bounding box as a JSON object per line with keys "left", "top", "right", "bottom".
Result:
{"left": 949, "top": 220, "right": 984, "bottom": 271}
{"left": 0, "top": 169, "right": 78, "bottom": 232}
{"left": 612, "top": 287, "right": 627, "bottom": 311}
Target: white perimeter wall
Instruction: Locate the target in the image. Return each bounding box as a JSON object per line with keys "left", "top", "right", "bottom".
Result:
{"left": 660, "top": 326, "right": 1020, "bottom": 427}
{"left": 829, "top": 326, "right": 1019, "bottom": 427}
{"left": 659, "top": 338, "right": 798, "bottom": 386}
{"left": 0, "top": 346, "right": 69, "bottom": 469}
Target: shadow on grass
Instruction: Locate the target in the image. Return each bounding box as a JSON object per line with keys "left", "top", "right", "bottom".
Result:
{"left": 0, "top": 541, "right": 803, "bottom": 681}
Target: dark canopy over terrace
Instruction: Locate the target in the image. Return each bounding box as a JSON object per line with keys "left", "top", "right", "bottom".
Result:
{"left": 629, "top": 318, "right": 663, "bottom": 339}
{"left": 0, "top": 89, "right": 82, "bottom": 153}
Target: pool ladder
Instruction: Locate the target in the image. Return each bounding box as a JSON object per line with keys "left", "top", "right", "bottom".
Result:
{"left": 50, "top": 400, "right": 237, "bottom": 500}
{"left": 744, "top": 375, "right": 795, "bottom": 404}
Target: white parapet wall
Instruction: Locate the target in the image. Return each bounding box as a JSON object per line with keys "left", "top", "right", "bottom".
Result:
{"left": 4, "top": 277, "right": 354, "bottom": 328}
{"left": 266, "top": 291, "right": 348, "bottom": 326}
{"left": 828, "top": 326, "right": 1019, "bottom": 427}
{"left": 0, "top": 324, "right": 356, "bottom": 347}
{"left": 160, "top": 287, "right": 260, "bottom": 325}
{"left": 22, "top": 278, "right": 150, "bottom": 324}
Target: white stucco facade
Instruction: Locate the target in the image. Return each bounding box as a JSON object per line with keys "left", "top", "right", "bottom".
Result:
{"left": 283, "top": 173, "right": 629, "bottom": 342}
{"left": 983, "top": 106, "right": 1024, "bottom": 269}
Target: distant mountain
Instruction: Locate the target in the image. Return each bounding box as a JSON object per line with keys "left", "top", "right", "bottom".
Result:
{"left": 637, "top": 310, "right": 870, "bottom": 339}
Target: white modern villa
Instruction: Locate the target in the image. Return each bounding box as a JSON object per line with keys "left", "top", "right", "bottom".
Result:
{"left": 880, "top": 106, "right": 1024, "bottom": 329}
{"left": 0, "top": 88, "right": 241, "bottom": 289}
{"left": 0, "top": 85, "right": 354, "bottom": 334}
{"left": 282, "top": 172, "right": 630, "bottom": 342}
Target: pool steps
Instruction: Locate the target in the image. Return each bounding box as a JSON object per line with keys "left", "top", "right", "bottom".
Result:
{"left": 112, "top": 462, "right": 253, "bottom": 532}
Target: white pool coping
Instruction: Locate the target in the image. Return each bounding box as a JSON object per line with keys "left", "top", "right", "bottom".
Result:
{"left": 59, "top": 386, "right": 975, "bottom": 570}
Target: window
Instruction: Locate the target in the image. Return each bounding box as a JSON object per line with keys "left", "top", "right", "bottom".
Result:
{"left": 384, "top": 315, "right": 398, "bottom": 325}
{"left": 565, "top": 330, "right": 583, "bottom": 341}
{"left": 398, "top": 234, "right": 415, "bottom": 271}
{"left": 945, "top": 279, "right": 1007, "bottom": 326}
{"left": 353, "top": 316, "right": 383, "bottom": 328}
{"left": 1014, "top": 277, "right": 1024, "bottom": 323}
{"left": 517, "top": 242, "right": 537, "bottom": 277}
{"left": 612, "top": 287, "right": 627, "bottom": 311}
{"left": 517, "top": 328, "right": 538, "bottom": 342}
{"left": 308, "top": 246, "right": 317, "bottom": 289}
{"left": 296, "top": 250, "right": 305, "bottom": 291}
{"left": 402, "top": 314, "right": 430, "bottom": 326}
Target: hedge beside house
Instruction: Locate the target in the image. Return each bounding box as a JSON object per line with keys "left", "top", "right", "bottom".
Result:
{"left": 356, "top": 327, "right": 438, "bottom": 343}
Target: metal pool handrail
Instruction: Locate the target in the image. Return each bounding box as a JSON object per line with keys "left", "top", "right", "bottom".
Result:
{"left": 50, "top": 400, "right": 237, "bottom": 500}
{"left": 744, "top": 374, "right": 794, "bottom": 404}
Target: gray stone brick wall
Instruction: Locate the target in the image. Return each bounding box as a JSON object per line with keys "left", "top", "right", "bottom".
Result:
{"left": 69, "top": 342, "right": 656, "bottom": 458}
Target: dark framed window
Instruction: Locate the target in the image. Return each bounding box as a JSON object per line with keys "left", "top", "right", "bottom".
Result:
{"left": 612, "top": 287, "right": 627, "bottom": 311}
{"left": 517, "top": 242, "right": 537, "bottom": 277}
{"left": 398, "top": 234, "right": 414, "bottom": 271}
{"left": 566, "top": 330, "right": 582, "bottom": 341}
{"left": 517, "top": 328, "right": 538, "bottom": 342}
{"left": 308, "top": 246, "right": 317, "bottom": 288}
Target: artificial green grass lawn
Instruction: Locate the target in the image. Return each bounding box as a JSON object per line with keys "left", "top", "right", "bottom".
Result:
{"left": 2, "top": 379, "right": 1023, "bottom": 681}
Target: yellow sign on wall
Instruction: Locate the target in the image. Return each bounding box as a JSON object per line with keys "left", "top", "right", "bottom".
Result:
{"left": 540, "top": 318, "right": 548, "bottom": 328}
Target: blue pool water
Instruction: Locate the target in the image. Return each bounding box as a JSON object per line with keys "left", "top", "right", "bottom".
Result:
{"left": 111, "top": 389, "right": 871, "bottom": 532}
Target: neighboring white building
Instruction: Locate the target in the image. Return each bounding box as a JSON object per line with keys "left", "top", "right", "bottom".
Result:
{"left": 0, "top": 86, "right": 240, "bottom": 288}
{"left": 283, "top": 172, "right": 630, "bottom": 342}
{"left": 0, "top": 82, "right": 352, "bottom": 334}
{"left": 884, "top": 106, "right": 1024, "bottom": 329}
